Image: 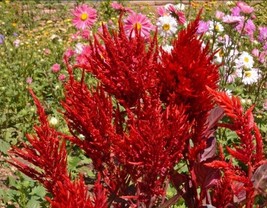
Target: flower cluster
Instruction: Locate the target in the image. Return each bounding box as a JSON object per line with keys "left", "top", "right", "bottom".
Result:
{"left": 197, "top": 1, "right": 266, "bottom": 86}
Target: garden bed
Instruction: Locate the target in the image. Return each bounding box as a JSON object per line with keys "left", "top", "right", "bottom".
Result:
{"left": 1, "top": 0, "right": 267, "bottom": 207}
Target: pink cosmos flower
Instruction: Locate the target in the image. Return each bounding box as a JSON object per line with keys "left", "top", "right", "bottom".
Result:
{"left": 72, "top": 4, "right": 97, "bottom": 30}
{"left": 111, "top": 1, "right": 132, "bottom": 13}
{"left": 58, "top": 74, "right": 66, "bottom": 81}
{"left": 111, "top": 1, "right": 123, "bottom": 10}
{"left": 13, "top": 39, "right": 20, "bottom": 47}
{"left": 64, "top": 49, "right": 75, "bottom": 59}
{"left": 222, "top": 15, "right": 243, "bottom": 24}
{"left": 263, "top": 99, "right": 267, "bottom": 110}
{"left": 236, "top": 19, "right": 255, "bottom": 40}
{"left": 168, "top": 5, "right": 186, "bottom": 25}
{"left": 252, "top": 48, "right": 260, "bottom": 57}
{"left": 44, "top": 48, "right": 51, "bottom": 55}
{"left": 252, "top": 48, "right": 267, "bottom": 64}
{"left": 226, "top": 73, "right": 237, "bottom": 83}
{"left": 26, "top": 77, "right": 33, "bottom": 84}
{"left": 215, "top": 11, "right": 225, "bottom": 20}
{"left": 124, "top": 12, "right": 154, "bottom": 38}
{"left": 259, "top": 51, "right": 267, "bottom": 63}
{"left": 231, "top": 6, "right": 241, "bottom": 16}
{"left": 51, "top": 63, "right": 61, "bottom": 73}
{"left": 76, "top": 45, "right": 92, "bottom": 66}
{"left": 237, "top": 1, "right": 254, "bottom": 14}
{"left": 157, "top": 6, "right": 168, "bottom": 17}
{"left": 197, "top": 21, "right": 210, "bottom": 34}
{"left": 258, "top": 26, "right": 267, "bottom": 43}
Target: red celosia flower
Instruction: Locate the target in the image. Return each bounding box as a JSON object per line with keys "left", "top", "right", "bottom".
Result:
{"left": 9, "top": 89, "right": 107, "bottom": 207}
{"left": 9, "top": 89, "right": 68, "bottom": 194}
{"left": 158, "top": 15, "right": 219, "bottom": 160}
{"left": 76, "top": 21, "right": 159, "bottom": 108}
{"left": 205, "top": 89, "right": 267, "bottom": 207}
{"left": 47, "top": 175, "right": 107, "bottom": 208}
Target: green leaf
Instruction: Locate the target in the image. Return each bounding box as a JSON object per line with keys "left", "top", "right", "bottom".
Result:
{"left": 0, "top": 188, "right": 10, "bottom": 203}
{"left": 8, "top": 176, "right": 18, "bottom": 188}
{"left": 68, "top": 155, "right": 81, "bottom": 171}
{"left": 0, "top": 139, "right": 11, "bottom": 154}
{"left": 26, "top": 196, "right": 41, "bottom": 208}
{"left": 30, "top": 186, "right": 46, "bottom": 198}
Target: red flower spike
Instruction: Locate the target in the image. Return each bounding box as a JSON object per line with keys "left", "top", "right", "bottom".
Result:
{"left": 47, "top": 175, "right": 107, "bottom": 208}
{"left": 112, "top": 98, "right": 191, "bottom": 204}
{"left": 62, "top": 79, "right": 131, "bottom": 199}
{"left": 158, "top": 16, "right": 219, "bottom": 164}
{"left": 75, "top": 21, "right": 159, "bottom": 108}
{"left": 206, "top": 88, "right": 266, "bottom": 207}
{"left": 9, "top": 89, "right": 69, "bottom": 194}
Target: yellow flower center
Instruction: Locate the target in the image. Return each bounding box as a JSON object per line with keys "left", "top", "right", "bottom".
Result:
{"left": 134, "top": 22, "right": 142, "bottom": 31}
{"left": 219, "top": 50, "right": 224, "bottom": 57}
{"left": 215, "top": 25, "right": 220, "bottom": 32}
{"left": 244, "top": 57, "right": 249, "bottom": 63}
{"left": 244, "top": 71, "right": 252, "bottom": 77}
{"left": 162, "top": 24, "right": 170, "bottom": 31}
{"left": 80, "top": 13, "right": 88, "bottom": 21}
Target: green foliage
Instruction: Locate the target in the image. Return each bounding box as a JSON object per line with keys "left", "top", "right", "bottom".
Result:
{"left": 0, "top": 173, "right": 48, "bottom": 208}
{"left": 0, "top": 1, "right": 75, "bottom": 206}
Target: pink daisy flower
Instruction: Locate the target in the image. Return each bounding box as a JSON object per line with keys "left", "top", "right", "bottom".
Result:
{"left": 237, "top": 1, "right": 254, "bottom": 14}
{"left": 26, "top": 77, "right": 33, "bottom": 84}
{"left": 124, "top": 12, "right": 154, "bottom": 38}
{"left": 263, "top": 99, "right": 267, "bottom": 110}
{"left": 51, "top": 63, "right": 61, "bottom": 73}
{"left": 72, "top": 4, "right": 97, "bottom": 30}
{"left": 111, "top": 1, "right": 132, "bottom": 13}
{"left": 168, "top": 5, "right": 186, "bottom": 25}
{"left": 76, "top": 45, "right": 92, "bottom": 66}
{"left": 58, "top": 74, "right": 66, "bottom": 81}
{"left": 157, "top": 6, "right": 168, "bottom": 17}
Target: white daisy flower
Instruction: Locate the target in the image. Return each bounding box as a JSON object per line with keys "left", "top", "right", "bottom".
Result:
{"left": 214, "top": 49, "right": 224, "bottom": 64}
{"left": 241, "top": 98, "right": 252, "bottom": 105}
{"left": 226, "top": 72, "right": 237, "bottom": 83}
{"left": 207, "top": 21, "right": 224, "bottom": 35}
{"left": 226, "top": 1, "right": 235, "bottom": 6}
{"left": 213, "top": 45, "right": 238, "bottom": 64}
{"left": 157, "top": 15, "right": 178, "bottom": 38}
{"left": 75, "top": 43, "right": 84, "bottom": 54}
{"left": 218, "top": 46, "right": 239, "bottom": 64}
{"left": 161, "top": 44, "right": 173, "bottom": 53}
{"left": 175, "top": 3, "right": 185, "bottom": 11}
{"left": 49, "top": 117, "right": 59, "bottom": 126}
{"left": 238, "top": 68, "right": 261, "bottom": 85}
{"left": 235, "top": 51, "right": 254, "bottom": 69}
{"left": 224, "top": 89, "right": 232, "bottom": 97}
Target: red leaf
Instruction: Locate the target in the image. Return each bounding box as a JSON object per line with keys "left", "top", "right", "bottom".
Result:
{"left": 251, "top": 163, "right": 267, "bottom": 195}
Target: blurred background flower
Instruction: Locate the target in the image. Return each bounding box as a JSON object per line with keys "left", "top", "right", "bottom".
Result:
{"left": 72, "top": 4, "right": 97, "bottom": 30}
